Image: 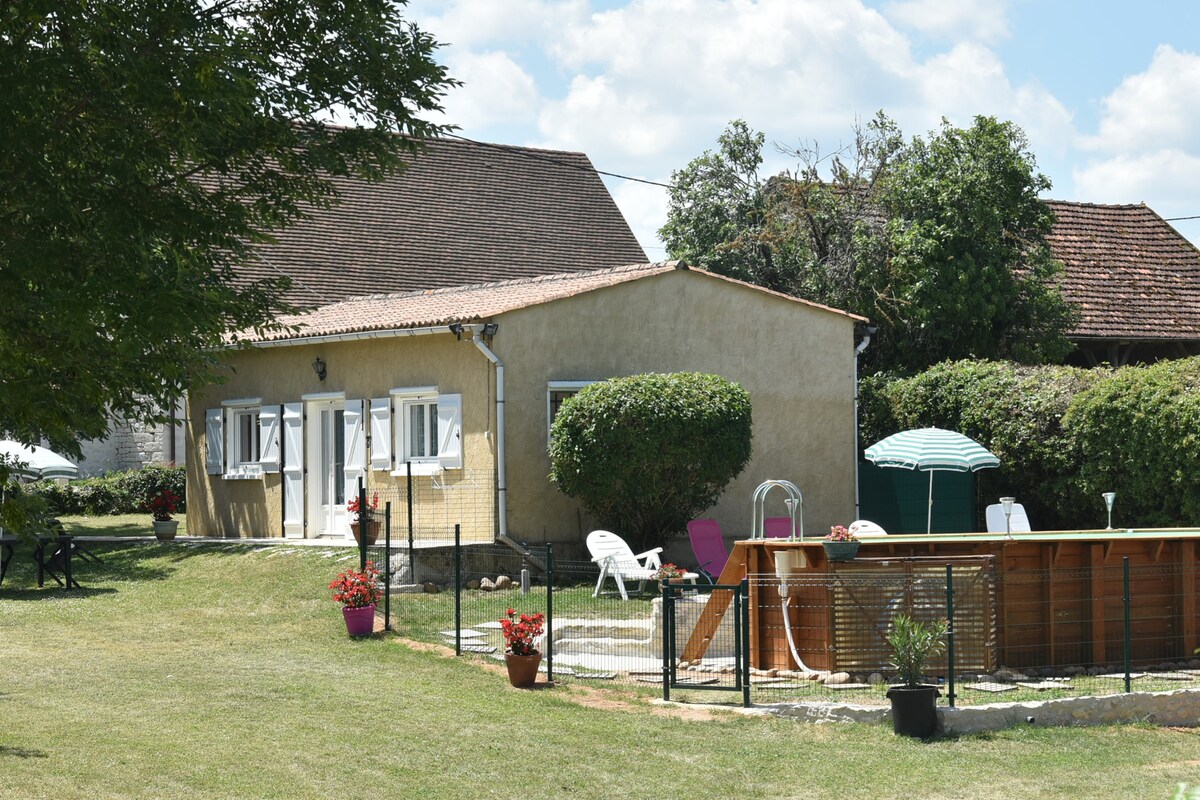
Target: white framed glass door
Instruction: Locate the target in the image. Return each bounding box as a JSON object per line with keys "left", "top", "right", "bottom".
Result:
{"left": 306, "top": 399, "right": 347, "bottom": 538}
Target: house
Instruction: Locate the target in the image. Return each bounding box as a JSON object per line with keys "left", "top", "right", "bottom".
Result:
{"left": 185, "top": 262, "right": 867, "bottom": 548}
{"left": 74, "top": 137, "right": 647, "bottom": 475}
{"left": 1046, "top": 201, "right": 1200, "bottom": 366}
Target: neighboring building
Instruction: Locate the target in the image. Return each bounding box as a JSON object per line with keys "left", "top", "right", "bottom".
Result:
{"left": 77, "top": 137, "right": 647, "bottom": 476}
{"left": 1046, "top": 200, "right": 1200, "bottom": 366}
{"left": 186, "top": 263, "right": 866, "bottom": 548}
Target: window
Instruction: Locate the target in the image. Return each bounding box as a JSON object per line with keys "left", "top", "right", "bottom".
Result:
{"left": 390, "top": 387, "right": 462, "bottom": 474}
{"left": 547, "top": 381, "right": 596, "bottom": 441}
{"left": 221, "top": 399, "right": 263, "bottom": 478}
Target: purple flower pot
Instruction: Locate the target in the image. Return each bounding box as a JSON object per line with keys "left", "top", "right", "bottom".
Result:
{"left": 342, "top": 604, "right": 376, "bottom": 637}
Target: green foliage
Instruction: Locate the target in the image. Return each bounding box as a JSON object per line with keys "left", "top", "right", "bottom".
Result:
{"left": 27, "top": 465, "right": 186, "bottom": 516}
{"left": 887, "top": 613, "right": 948, "bottom": 687}
{"left": 661, "top": 115, "right": 1076, "bottom": 374}
{"left": 1065, "top": 359, "right": 1200, "bottom": 527}
{"left": 548, "top": 373, "right": 752, "bottom": 552}
{"left": 875, "top": 117, "right": 1077, "bottom": 371}
{"left": 862, "top": 358, "right": 1200, "bottom": 529}
{"left": 0, "top": 1, "right": 455, "bottom": 455}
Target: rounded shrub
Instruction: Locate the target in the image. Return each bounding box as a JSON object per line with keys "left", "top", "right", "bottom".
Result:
{"left": 549, "top": 372, "right": 753, "bottom": 552}
{"left": 28, "top": 464, "right": 185, "bottom": 516}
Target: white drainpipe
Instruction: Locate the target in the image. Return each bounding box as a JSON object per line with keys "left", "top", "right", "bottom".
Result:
{"left": 470, "top": 328, "right": 507, "bottom": 542}
{"left": 853, "top": 325, "right": 877, "bottom": 520}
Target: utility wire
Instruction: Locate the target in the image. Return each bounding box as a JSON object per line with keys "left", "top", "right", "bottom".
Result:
{"left": 1165, "top": 215, "right": 1200, "bottom": 221}
{"left": 441, "top": 132, "right": 672, "bottom": 189}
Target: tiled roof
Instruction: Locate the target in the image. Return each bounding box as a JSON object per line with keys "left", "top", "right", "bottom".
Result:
{"left": 1047, "top": 201, "right": 1200, "bottom": 340}
{"left": 237, "top": 261, "right": 865, "bottom": 344}
{"left": 236, "top": 137, "right": 648, "bottom": 306}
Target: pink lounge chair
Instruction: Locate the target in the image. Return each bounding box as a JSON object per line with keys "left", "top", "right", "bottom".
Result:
{"left": 764, "top": 517, "right": 796, "bottom": 539}
{"left": 687, "top": 519, "right": 730, "bottom": 581}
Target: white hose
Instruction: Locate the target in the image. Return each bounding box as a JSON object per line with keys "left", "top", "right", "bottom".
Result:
{"left": 781, "top": 596, "right": 821, "bottom": 675}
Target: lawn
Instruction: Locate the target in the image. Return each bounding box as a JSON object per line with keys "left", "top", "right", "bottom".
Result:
{"left": 1, "top": 530, "right": 1199, "bottom": 799}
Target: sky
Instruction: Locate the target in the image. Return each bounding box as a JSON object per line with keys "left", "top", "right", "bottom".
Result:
{"left": 405, "top": 0, "right": 1200, "bottom": 256}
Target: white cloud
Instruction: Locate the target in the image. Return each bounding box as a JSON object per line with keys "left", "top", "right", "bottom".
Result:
{"left": 1084, "top": 45, "right": 1200, "bottom": 154}
{"left": 608, "top": 179, "right": 672, "bottom": 256}
{"left": 408, "top": 0, "right": 586, "bottom": 49}
{"left": 1073, "top": 150, "right": 1200, "bottom": 206}
{"left": 882, "top": 0, "right": 1010, "bottom": 43}
{"left": 438, "top": 51, "right": 542, "bottom": 129}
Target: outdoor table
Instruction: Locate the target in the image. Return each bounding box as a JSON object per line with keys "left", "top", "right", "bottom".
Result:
{"left": 34, "top": 533, "right": 80, "bottom": 590}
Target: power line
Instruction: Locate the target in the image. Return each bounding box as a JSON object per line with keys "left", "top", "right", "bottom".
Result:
{"left": 441, "top": 132, "right": 672, "bottom": 189}
{"left": 1165, "top": 215, "right": 1200, "bottom": 221}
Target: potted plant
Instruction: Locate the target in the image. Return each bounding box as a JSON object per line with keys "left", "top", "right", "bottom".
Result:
{"left": 885, "top": 613, "right": 948, "bottom": 738}
{"left": 652, "top": 562, "right": 688, "bottom": 591}
{"left": 147, "top": 489, "right": 181, "bottom": 541}
{"left": 823, "top": 525, "right": 859, "bottom": 561}
{"left": 346, "top": 492, "right": 380, "bottom": 545}
{"left": 500, "top": 607, "right": 546, "bottom": 688}
{"left": 329, "top": 561, "right": 382, "bottom": 637}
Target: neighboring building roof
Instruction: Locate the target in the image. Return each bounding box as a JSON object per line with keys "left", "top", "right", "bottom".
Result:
{"left": 1046, "top": 201, "right": 1200, "bottom": 341}
{"left": 236, "top": 262, "right": 865, "bottom": 345}
{"left": 237, "top": 137, "right": 648, "bottom": 306}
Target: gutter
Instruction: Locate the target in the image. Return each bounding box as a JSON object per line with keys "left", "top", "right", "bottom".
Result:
{"left": 853, "top": 325, "right": 877, "bottom": 520}
{"left": 466, "top": 327, "right": 512, "bottom": 547}
{"left": 246, "top": 326, "right": 448, "bottom": 349}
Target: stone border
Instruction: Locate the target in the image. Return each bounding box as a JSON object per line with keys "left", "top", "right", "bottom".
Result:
{"left": 760, "top": 687, "right": 1200, "bottom": 733}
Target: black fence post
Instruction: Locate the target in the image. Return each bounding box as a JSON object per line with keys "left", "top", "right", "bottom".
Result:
{"left": 384, "top": 501, "right": 392, "bottom": 632}
{"left": 406, "top": 461, "right": 415, "bottom": 583}
{"left": 1123, "top": 556, "right": 1131, "bottom": 693}
{"left": 545, "top": 543, "right": 554, "bottom": 685}
{"left": 740, "top": 578, "right": 751, "bottom": 708}
{"left": 945, "top": 564, "right": 955, "bottom": 708}
{"left": 454, "top": 523, "right": 462, "bottom": 657}
{"left": 662, "top": 580, "right": 673, "bottom": 703}
{"left": 357, "top": 479, "right": 367, "bottom": 572}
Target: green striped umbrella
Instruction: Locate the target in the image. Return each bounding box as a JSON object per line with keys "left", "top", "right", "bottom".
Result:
{"left": 864, "top": 427, "right": 999, "bottom": 533}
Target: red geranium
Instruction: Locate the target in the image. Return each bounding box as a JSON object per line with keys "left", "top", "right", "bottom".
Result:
{"left": 346, "top": 492, "right": 380, "bottom": 523}
{"left": 147, "top": 489, "right": 180, "bottom": 522}
{"left": 329, "top": 561, "right": 382, "bottom": 608}
{"left": 500, "top": 607, "right": 545, "bottom": 657}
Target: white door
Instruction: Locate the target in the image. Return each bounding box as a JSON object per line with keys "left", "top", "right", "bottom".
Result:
{"left": 306, "top": 399, "right": 347, "bottom": 538}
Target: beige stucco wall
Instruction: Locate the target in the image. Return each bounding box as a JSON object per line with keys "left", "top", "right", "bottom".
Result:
{"left": 496, "top": 269, "right": 859, "bottom": 545}
{"left": 187, "top": 334, "right": 496, "bottom": 539}
{"left": 187, "top": 269, "right": 859, "bottom": 547}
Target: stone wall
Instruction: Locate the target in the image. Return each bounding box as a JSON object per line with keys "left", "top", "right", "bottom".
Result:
{"left": 75, "top": 401, "right": 187, "bottom": 476}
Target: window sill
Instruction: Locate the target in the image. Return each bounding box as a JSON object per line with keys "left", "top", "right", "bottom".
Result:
{"left": 222, "top": 471, "right": 263, "bottom": 481}
{"left": 390, "top": 463, "right": 442, "bottom": 477}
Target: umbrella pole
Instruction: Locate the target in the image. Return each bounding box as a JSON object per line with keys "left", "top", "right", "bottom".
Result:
{"left": 927, "top": 471, "right": 934, "bottom": 535}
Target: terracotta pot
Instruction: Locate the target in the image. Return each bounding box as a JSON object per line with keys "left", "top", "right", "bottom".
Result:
{"left": 504, "top": 651, "right": 542, "bottom": 688}
{"left": 152, "top": 519, "right": 179, "bottom": 541}
{"left": 350, "top": 520, "right": 381, "bottom": 546}
{"left": 342, "top": 604, "right": 376, "bottom": 637}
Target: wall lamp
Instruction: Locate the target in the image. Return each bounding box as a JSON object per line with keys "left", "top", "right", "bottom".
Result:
{"left": 448, "top": 322, "right": 464, "bottom": 340}
{"left": 481, "top": 323, "right": 499, "bottom": 338}
{"left": 312, "top": 356, "right": 327, "bottom": 382}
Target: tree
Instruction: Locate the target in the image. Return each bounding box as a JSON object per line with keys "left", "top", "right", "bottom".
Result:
{"left": 0, "top": 0, "right": 455, "bottom": 455}
{"left": 548, "top": 373, "right": 752, "bottom": 552}
{"left": 660, "top": 115, "right": 1077, "bottom": 373}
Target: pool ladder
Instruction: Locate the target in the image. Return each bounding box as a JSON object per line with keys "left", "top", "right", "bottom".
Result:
{"left": 749, "top": 479, "right": 804, "bottom": 540}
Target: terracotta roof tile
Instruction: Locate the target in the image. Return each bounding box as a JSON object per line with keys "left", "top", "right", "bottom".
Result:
{"left": 235, "top": 137, "right": 647, "bottom": 306}
{"left": 236, "top": 262, "right": 865, "bottom": 345}
{"left": 1047, "top": 201, "right": 1200, "bottom": 341}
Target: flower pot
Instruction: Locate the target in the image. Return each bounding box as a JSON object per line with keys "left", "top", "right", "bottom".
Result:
{"left": 342, "top": 604, "right": 376, "bottom": 637}
{"left": 152, "top": 519, "right": 179, "bottom": 541}
{"left": 350, "top": 520, "right": 380, "bottom": 546}
{"left": 886, "top": 685, "right": 941, "bottom": 738}
{"left": 504, "top": 651, "right": 542, "bottom": 688}
{"left": 823, "top": 540, "right": 859, "bottom": 561}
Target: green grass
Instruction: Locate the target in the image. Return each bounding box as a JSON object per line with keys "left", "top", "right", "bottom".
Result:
{"left": 56, "top": 512, "right": 190, "bottom": 537}
{"left": 1, "top": 535, "right": 1199, "bottom": 798}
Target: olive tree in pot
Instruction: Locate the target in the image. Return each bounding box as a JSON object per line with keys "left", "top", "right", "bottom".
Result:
{"left": 885, "top": 613, "right": 948, "bottom": 738}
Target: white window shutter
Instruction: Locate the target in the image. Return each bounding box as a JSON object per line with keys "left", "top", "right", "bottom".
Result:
{"left": 437, "top": 393, "right": 463, "bottom": 469}
{"left": 205, "top": 408, "right": 224, "bottom": 475}
{"left": 282, "top": 404, "right": 303, "bottom": 537}
{"left": 259, "top": 406, "right": 281, "bottom": 473}
{"left": 369, "top": 398, "right": 391, "bottom": 471}
{"left": 343, "top": 399, "right": 366, "bottom": 506}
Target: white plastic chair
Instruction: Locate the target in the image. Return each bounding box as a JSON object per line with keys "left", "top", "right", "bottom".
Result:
{"left": 586, "top": 530, "right": 697, "bottom": 600}
{"left": 848, "top": 519, "right": 889, "bottom": 537}
{"left": 985, "top": 503, "right": 1032, "bottom": 534}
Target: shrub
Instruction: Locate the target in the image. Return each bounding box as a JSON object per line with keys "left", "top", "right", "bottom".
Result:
{"left": 28, "top": 464, "right": 185, "bottom": 516}
{"left": 549, "top": 372, "right": 752, "bottom": 552}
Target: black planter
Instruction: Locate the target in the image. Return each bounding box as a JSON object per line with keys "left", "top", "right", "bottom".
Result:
{"left": 886, "top": 685, "right": 941, "bottom": 738}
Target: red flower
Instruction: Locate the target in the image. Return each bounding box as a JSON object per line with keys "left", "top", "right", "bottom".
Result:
{"left": 329, "top": 561, "right": 383, "bottom": 608}
{"left": 499, "top": 608, "right": 545, "bottom": 657}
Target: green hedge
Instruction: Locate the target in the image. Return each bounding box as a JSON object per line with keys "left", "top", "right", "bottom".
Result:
{"left": 549, "top": 372, "right": 753, "bottom": 552}
{"left": 861, "top": 358, "right": 1200, "bottom": 530}
{"left": 28, "top": 465, "right": 185, "bottom": 516}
